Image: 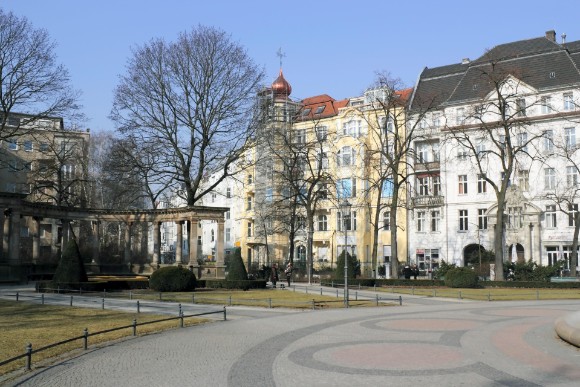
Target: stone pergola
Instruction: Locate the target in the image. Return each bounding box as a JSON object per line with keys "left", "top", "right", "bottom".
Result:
{"left": 0, "top": 193, "right": 228, "bottom": 277}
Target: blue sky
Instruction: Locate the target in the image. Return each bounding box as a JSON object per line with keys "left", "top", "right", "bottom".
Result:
{"left": 3, "top": 0, "right": 579, "bottom": 133}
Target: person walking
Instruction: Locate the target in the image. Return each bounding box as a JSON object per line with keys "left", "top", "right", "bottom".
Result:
{"left": 270, "top": 263, "right": 279, "bottom": 288}
{"left": 285, "top": 262, "right": 293, "bottom": 287}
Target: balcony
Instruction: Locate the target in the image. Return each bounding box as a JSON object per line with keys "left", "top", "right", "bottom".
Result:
{"left": 412, "top": 195, "right": 444, "bottom": 208}
{"left": 414, "top": 161, "right": 440, "bottom": 172}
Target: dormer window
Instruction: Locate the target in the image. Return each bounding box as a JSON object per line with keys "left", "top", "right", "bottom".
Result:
{"left": 315, "top": 105, "right": 325, "bottom": 114}
{"left": 302, "top": 108, "right": 311, "bottom": 116}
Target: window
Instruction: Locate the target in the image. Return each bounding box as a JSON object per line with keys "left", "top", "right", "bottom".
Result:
{"left": 564, "top": 92, "right": 574, "bottom": 111}
{"left": 381, "top": 178, "right": 394, "bottom": 198}
{"left": 7, "top": 139, "right": 18, "bottom": 150}
{"left": 459, "top": 209, "right": 468, "bottom": 231}
{"left": 565, "top": 128, "right": 576, "bottom": 148}
{"left": 477, "top": 174, "right": 487, "bottom": 193}
{"left": 567, "top": 166, "right": 578, "bottom": 187}
{"left": 248, "top": 174, "right": 253, "bottom": 184}
{"left": 20, "top": 226, "right": 29, "bottom": 237}
{"left": 314, "top": 105, "right": 325, "bottom": 115}
{"left": 294, "top": 129, "right": 306, "bottom": 144}
{"left": 417, "top": 176, "right": 429, "bottom": 196}
{"left": 316, "top": 152, "right": 328, "bottom": 170}
{"left": 9, "top": 160, "right": 18, "bottom": 172}
{"left": 265, "top": 188, "right": 273, "bottom": 202}
{"left": 337, "top": 178, "right": 356, "bottom": 199}
{"left": 516, "top": 98, "right": 526, "bottom": 117}
{"left": 318, "top": 215, "right": 328, "bottom": 231}
{"left": 225, "top": 211, "right": 230, "bottom": 220}
{"left": 343, "top": 119, "right": 362, "bottom": 137}
{"left": 383, "top": 116, "right": 394, "bottom": 133}
{"left": 478, "top": 209, "right": 488, "bottom": 230}
{"left": 247, "top": 221, "right": 253, "bottom": 237}
{"left": 197, "top": 236, "right": 202, "bottom": 246}
{"left": 7, "top": 116, "right": 19, "bottom": 126}
{"left": 517, "top": 132, "right": 528, "bottom": 152}
{"left": 476, "top": 139, "right": 486, "bottom": 156}
{"left": 431, "top": 210, "right": 440, "bottom": 232}
{"left": 225, "top": 228, "right": 231, "bottom": 242}
{"left": 416, "top": 142, "right": 428, "bottom": 163}
{"left": 457, "top": 147, "right": 468, "bottom": 159}
{"left": 226, "top": 187, "right": 231, "bottom": 198}
{"left": 40, "top": 142, "right": 49, "bottom": 152}
{"left": 62, "top": 164, "right": 75, "bottom": 179}
{"left": 541, "top": 96, "right": 552, "bottom": 114}
{"left": 337, "top": 211, "right": 356, "bottom": 231}
{"left": 317, "top": 183, "right": 328, "bottom": 199}
{"left": 547, "top": 246, "right": 559, "bottom": 266}
{"left": 544, "top": 168, "right": 556, "bottom": 189}
{"left": 301, "top": 108, "right": 311, "bottom": 117}
{"left": 337, "top": 146, "right": 355, "bottom": 166}
{"left": 432, "top": 175, "right": 441, "bottom": 196}
{"left": 545, "top": 205, "right": 557, "bottom": 228}
{"left": 246, "top": 196, "right": 252, "bottom": 210}
{"left": 433, "top": 112, "right": 441, "bottom": 127}
{"left": 24, "top": 140, "right": 33, "bottom": 152}
{"left": 211, "top": 229, "right": 215, "bottom": 242}
{"left": 417, "top": 211, "right": 426, "bottom": 232}
{"left": 211, "top": 193, "right": 217, "bottom": 203}
{"left": 508, "top": 207, "right": 522, "bottom": 229}
{"left": 315, "top": 126, "right": 327, "bottom": 141}
{"left": 383, "top": 211, "right": 390, "bottom": 230}
{"left": 517, "top": 169, "right": 529, "bottom": 191}
{"left": 569, "top": 204, "right": 578, "bottom": 227}
{"left": 458, "top": 175, "right": 468, "bottom": 195}
{"left": 543, "top": 130, "right": 554, "bottom": 152}
{"left": 456, "top": 108, "right": 465, "bottom": 125}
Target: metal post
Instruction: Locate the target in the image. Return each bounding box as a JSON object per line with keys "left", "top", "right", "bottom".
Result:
{"left": 320, "top": 287, "right": 323, "bottom": 295}
{"left": 312, "top": 299, "right": 315, "bottom": 310}
{"left": 223, "top": 306, "right": 227, "bottom": 321}
{"left": 101, "top": 298, "right": 105, "bottom": 310}
{"left": 375, "top": 294, "right": 379, "bottom": 306}
{"left": 129, "top": 291, "right": 132, "bottom": 300}
{"left": 159, "top": 292, "right": 162, "bottom": 301}
{"left": 180, "top": 312, "right": 184, "bottom": 328}
{"left": 228, "top": 296, "right": 232, "bottom": 306}
{"left": 70, "top": 295, "right": 73, "bottom": 306}
{"left": 488, "top": 292, "right": 491, "bottom": 301}
{"left": 268, "top": 298, "right": 272, "bottom": 308}
{"left": 133, "top": 319, "right": 137, "bottom": 336}
{"left": 137, "top": 300, "right": 140, "bottom": 313}
{"left": 41, "top": 294, "right": 44, "bottom": 305}
{"left": 399, "top": 296, "right": 402, "bottom": 306}
{"left": 25, "top": 343, "right": 32, "bottom": 370}
{"left": 336, "top": 289, "right": 339, "bottom": 298}
{"left": 192, "top": 293, "right": 195, "bottom": 304}
{"left": 83, "top": 328, "right": 88, "bottom": 350}
{"left": 459, "top": 291, "right": 462, "bottom": 300}
{"left": 16, "top": 292, "right": 19, "bottom": 301}
{"left": 178, "top": 303, "right": 182, "bottom": 316}
{"left": 355, "top": 291, "right": 358, "bottom": 301}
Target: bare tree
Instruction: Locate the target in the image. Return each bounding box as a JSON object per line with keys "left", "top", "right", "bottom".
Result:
{"left": 444, "top": 59, "right": 544, "bottom": 280}
{"left": 111, "top": 25, "right": 263, "bottom": 206}
{"left": 0, "top": 9, "right": 82, "bottom": 141}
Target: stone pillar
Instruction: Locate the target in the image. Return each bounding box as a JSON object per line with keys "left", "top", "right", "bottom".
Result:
{"left": 31, "top": 217, "right": 41, "bottom": 264}
{"left": 92, "top": 221, "right": 100, "bottom": 264}
{"left": 152, "top": 221, "right": 161, "bottom": 265}
{"left": 176, "top": 221, "right": 183, "bottom": 265}
{"left": 124, "top": 222, "right": 132, "bottom": 264}
{"left": 216, "top": 220, "right": 225, "bottom": 278}
{"left": 9, "top": 209, "right": 21, "bottom": 264}
{"left": 189, "top": 219, "right": 198, "bottom": 264}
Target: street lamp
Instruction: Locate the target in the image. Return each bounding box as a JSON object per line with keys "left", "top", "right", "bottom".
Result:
{"left": 340, "top": 199, "right": 352, "bottom": 308}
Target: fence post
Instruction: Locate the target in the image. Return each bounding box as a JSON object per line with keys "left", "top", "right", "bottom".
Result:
{"left": 192, "top": 293, "right": 195, "bottom": 304}
{"left": 25, "top": 343, "right": 32, "bottom": 370}
{"left": 268, "top": 298, "right": 272, "bottom": 308}
{"left": 336, "top": 289, "right": 339, "bottom": 298}
{"left": 355, "top": 291, "right": 358, "bottom": 301}
{"left": 459, "top": 291, "right": 462, "bottom": 300}
{"left": 223, "top": 306, "right": 227, "bottom": 321}
{"left": 137, "top": 300, "right": 140, "bottom": 313}
{"left": 159, "top": 292, "right": 162, "bottom": 301}
{"left": 101, "top": 298, "right": 105, "bottom": 310}
{"left": 16, "top": 292, "right": 19, "bottom": 302}
{"left": 180, "top": 312, "right": 184, "bottom": 328}
{"left": 228, "top": 296, "right": 232, "bottom": 306}
{"left": 312, "top": 299, "right": 315, "bottom": 310}
{"left": 41, "top": 293, "right": 44, "bottom": 305}
{"left": 70, "top": 295, "right": 73, "bottom": 306}
{"left": 488, "top": 292, "right": 491, "bottom": 301}
{"left": 178, "top": 303, "right": 182, "bottom": 317}
{"left": 320, "top": 287, "right": 323, "bottom": 295}
{"left": 412, "top": 286, "right": 414, "bottom": 296}
{"left": 129, "top": 291, "right": 132, "bottom": 300}
{"left": 399, "top": 296, "right": 402, "bottom": 306}
{"left": 133, "top": 319, "right": 137, "bottom": 336}
{"left": 83, "top": 328, "right": 88, "bottom": 350}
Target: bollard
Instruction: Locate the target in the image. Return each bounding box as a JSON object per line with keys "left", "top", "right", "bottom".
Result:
{"left": 355, "top": 291, "right": 358, "bottom": 301}
{"left": 312, "top": 299, "right": 315, "bottom": 310}
{"left": 83, "top": 328, "right": 88, "bottom": 350}
{"left": 41, "top": 293, "right": 45, "bottom": 305}
{"left": 102, "top": 298, "right": 105, "bottom": 310}
{"left": 137, "top": 300, "right": 140, "bottom": 313}
{"left": 399, "top": 296, "right": 402, "bottom": 306}
{"left": 192, "top": 293, "right": 195, "bottom": 304}
{"left": 16, "top": 292, "right": 19, "bottom": 302}
{"left": 376, "top": 294, "right": 379, "bottom": 306}
{"left": 336, "top": 289, "right": 339, "bottom": 298}
{"left": 223, "top": 306, "right": 227, "bottom": 321}
{"left": 132, "top": 320, "right": 137, "bottom": 336}
{"left": 268, "top": 298, "right": 272, "bottom": 308}
{"left": 178, "top": 303, "right": 182, "bottom": 316}
{"left": 70, "top": 295, "right": 73, "bottom": 306}
{"left": 25, "top": 343, "right": 32, "bottom": 370}
{"left": 180, "top": 312, "right": 184, "bottom": 328}
{"left": 320, "top": 287, "right": 323, "bottom": 295}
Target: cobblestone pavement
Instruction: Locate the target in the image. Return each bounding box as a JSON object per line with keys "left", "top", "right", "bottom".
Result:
{"left": 5, "top": 296, "right": 580, "bottom": 387}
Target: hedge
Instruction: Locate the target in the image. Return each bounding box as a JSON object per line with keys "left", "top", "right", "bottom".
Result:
{"left": 204, "top": 279, "right": 267, "bottom": 290}
{"left": 149, "top": 266, "right": 196, "bottom": 292}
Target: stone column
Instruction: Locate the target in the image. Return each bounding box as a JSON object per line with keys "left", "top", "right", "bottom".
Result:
{"left": 189, "top": 219, "right": 198, "bottom": 264}
{"left": 124, "top": 222, "right": 132, "bottom": 264}
{"left": 9, "top": 209, "right": 21, "bottom": 264}
{"left": 176, "top": 221, "right": 183, "bottom": 265}
{"left": 152, "top": 221, "right": 161, "bottom": 265}
{"left": 92, "top": 221, "right": 100, "bottom": 264}
{"left": 31, "top": 217, "right": 41, "bottom": 264}
{"left": 216, "top": 220, "right": 225, "bottom": 278}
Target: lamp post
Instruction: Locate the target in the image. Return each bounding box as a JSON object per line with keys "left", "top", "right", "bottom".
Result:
{"left": 340, "top": 200, "right": 352, "bottom": 308}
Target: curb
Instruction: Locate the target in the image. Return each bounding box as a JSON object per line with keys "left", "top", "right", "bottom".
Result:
{"left": 554, "top": 311, "right": 580, "bottom": 348}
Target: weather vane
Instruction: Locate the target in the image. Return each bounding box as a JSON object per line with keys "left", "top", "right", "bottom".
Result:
{"left": 276, "top": 47, "right": 286, "bottom": 69}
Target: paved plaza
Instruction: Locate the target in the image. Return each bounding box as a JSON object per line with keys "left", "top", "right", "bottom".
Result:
{"left": 4, "top": 288, "right": 580, "bottom": 387}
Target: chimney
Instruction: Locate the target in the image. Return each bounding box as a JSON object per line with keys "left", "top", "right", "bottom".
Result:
{"left": 462, "top": 58, "right": 470, "bottom": 65}
{"left": 545, "top": 30, "right": 556, "bottom": 42}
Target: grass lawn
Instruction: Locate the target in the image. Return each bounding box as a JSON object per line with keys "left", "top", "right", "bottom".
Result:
{"left": 375, "top": 286, "right": 580, "bottom": 301}
{"left": 0, "top": 300, "right": 207, "bottom": 376}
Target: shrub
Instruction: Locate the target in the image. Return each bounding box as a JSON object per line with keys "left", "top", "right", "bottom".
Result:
{"left": 226, "top": 248, "right": 248, "bottom": 281}
{"left": 52, "top": 239, "right": 88, "bottom": 288}
{"left": 149, "top": 266, "right": 196, "bottom": 292}
{"left": 334, "top": 251, "right": 357, "bottom": 280}
{"left": 504, "top": 259, "right": 562, "bottom": 282}
{"left": 445, "top": 267, "right": 479, "bottom": 288}
{"left": 433, "top": 261, "right": 457, "bottom": 280}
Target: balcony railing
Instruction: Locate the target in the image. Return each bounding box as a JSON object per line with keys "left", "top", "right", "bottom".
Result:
{"left": 414, "top": 161, "right": 440, "bottom": 172}
{"left": 412, "top": 195, "right": 444, "bottom": 207}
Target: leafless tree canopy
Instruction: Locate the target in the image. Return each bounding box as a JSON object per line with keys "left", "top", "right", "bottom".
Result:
{"left": 0, "top": 9, "right": 82, "bottom": 140}
{"left": 110, "top": 25, "right": 264, "bottom": 206}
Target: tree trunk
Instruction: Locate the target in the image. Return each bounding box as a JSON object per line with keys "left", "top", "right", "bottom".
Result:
{"left": 571, "top": 212, "right": 579, "bottom": 277}
{"left": 493, "top": 199, "right": 506, "bottom": 281}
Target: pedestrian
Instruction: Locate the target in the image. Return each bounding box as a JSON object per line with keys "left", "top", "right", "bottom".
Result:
{"left": 412, "top": 264, "right": 419, "bottom": 280}
{"left": 285, "top": 262, "right": 293, "bottom": 287}
{"left": 403, "top": 265, "right": 412, "bottom": 280}
{"left": 271, "top": 263, "right": 279, "bottom": 288}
